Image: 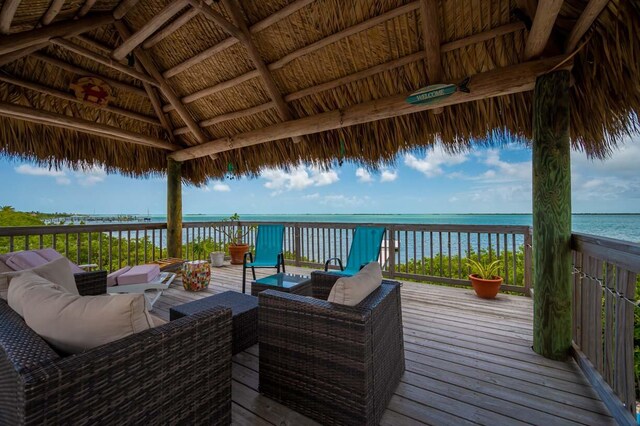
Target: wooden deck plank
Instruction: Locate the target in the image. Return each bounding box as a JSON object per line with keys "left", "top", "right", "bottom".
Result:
{"left": 150, "top": 264, "right": 614, "bottom": 425}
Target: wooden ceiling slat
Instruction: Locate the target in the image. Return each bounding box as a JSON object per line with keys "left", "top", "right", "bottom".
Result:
{"left": 170, "top": 56, "right": 570, "bottom": 161}
{"left": 0, "top": 42, "right": 48, "bottom": 67}
{"left": 565, "top": 0, "right": 609, "bottom": 53}
{"left": 163, "top": 0, "right": 315, "bottom": 79}
{"left": 41, "top": 0, "right": 66, "bottom": 26}
{"left": 142, "top": 6, "right": 199, "bottom": 49}
{"left": 76, "top": 0, "right": 98, "bottom": 19}
{"left": 113, "top": 0, "right": 141, "bottom": 20}
{"left": 112, "top": 0, "right": 189, "bottom": 60}
{"left": 420, "top": 0, "right": 443, "bottom": 114}
{"left": 0, "top": 100, "right": 177, "bottom": 150}
{"left": 0, "top": 13, "right": 114, "bottom": 55}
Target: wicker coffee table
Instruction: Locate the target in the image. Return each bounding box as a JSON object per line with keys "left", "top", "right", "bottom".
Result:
{"left": 251, "top": 273, "right": 312, "bottom": 297}
{"left": 170, "top": 291, "right": 258, "bottom": 354}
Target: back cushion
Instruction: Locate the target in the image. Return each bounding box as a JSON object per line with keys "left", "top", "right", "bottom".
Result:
{"left": 9, "top": 272, "right": 154, "bottom": 354}
{"left": 0, "top": 260, "right": 12, "bottom": 273}
{"left": 5, "top": 251, "right": 48, "bottom": 271}
{"left": 35, "top": 248, "right": 85, "bottom": 274}
{"left": 328, "top": 262, "right": 383, "bottom": 306}
{"left": 107, "top": 266, "right": 131, "bottom": 287}
{"left": 0, "top": 257, "right": 78, "bottom": 304}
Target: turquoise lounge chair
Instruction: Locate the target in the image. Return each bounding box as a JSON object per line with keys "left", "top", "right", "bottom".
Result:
{"left": 324, "top": 226, "right": 386, "bottom": 276}
{"left": 243, "top": 224, "right": 285, "bottom": 293}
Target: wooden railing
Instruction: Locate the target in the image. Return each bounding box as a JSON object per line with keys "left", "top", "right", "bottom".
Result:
{"left": 571, "top": 233, "right": 640, "bottom": 424}
{"left": 0, "top": 221, "right": 533, "bottom": 294}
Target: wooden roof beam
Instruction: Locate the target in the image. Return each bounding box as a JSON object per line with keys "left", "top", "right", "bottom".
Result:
{"left": 186, "top": 0, "right": 242, "bottom": 39}
{"left": 0, "top": 42, "right": 48, "bottom": 67}
{"left": 163, "top": 20, "right": 525, "bottom": 113}
{"left": 50, "top": 38, "right": 160, "bottom": 86}
{"left": 41, "top": 0, "right": 65, "bottom": 26}
{"left": 565, "top": 0, "right": 609, "bottom": 53}
{"left": 0, "top": 0, "right": 21, "bottom": 34}
{"left": 220, "top": 0, "right": 303, "bottom": 143}
{"left": 143, "top": 2, "right": 213, "bottom": 49}
{"left": 173, "top": 102, "right": 275, "bottom": 136}
{"left": 169, "top": 55, "right": 570, "bottom": 161}
{"left": 132, "top": 61, "right": 178, "bottom": 143}
{"left": 0, "top": 13, "right": 114, "bottom": 55}
{"left": 163, "top": 0, "right": 314, "bottom": 78}
{"left": 420, "top": 0, "right": 443, "bottom": 114}
{"left": 0, "top": 73, "right": 161, "bottom": 126}
{"left": 114, "top": 20, "right": 208, "bottom": 144}
{"left": 524, "top": 0, "right": 564, "bottom": 59}
{"left": 76, "top": 0, "right": 98, "bottom": 19}
{"left": 31, "top": 52, "right": 148, "bottom": 97}
{"left": 113, "top": 0, "right": 141, "bottom": 20}
{"left": 112, "top": 0, "right": 189, "bottom": 60}
{"left": 0, "top": 101, "right": 178, "bottom": 150}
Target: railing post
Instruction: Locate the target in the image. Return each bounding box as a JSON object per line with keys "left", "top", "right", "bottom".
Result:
{"left": 524, "top": 228, "right": 533, "bottom": 297}
{"left": 294, "top": 223, "right": 301, "bottom": 266}
{"left": 388, "top": 225, "right": 396, "bottom": 279}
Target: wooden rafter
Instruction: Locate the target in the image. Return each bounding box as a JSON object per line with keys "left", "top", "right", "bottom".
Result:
{"left": 143, "top": 2, "right": 213, "bottom": 49}
{"left": 112, "top": 0, "right": 189, "bottom": 60}
{"left": 164, "top": 21, "right": 525, "bottom": 115}
{"left": 31, "top": 52, "right": 148, "bottom": 97}
{"left": 169, "top": 56, "right": 570, "bottom": 161}
{"left": 524, "top": 0, "right": 564, "bottom": 59}
{"left": 221, "top": 0, "right": 303, "bottom": 143}
{"left": 0, "top": 101, "right": 178, "bottom": 150}
{"left": 50, "top": 38, "right": 160, "bottom": 86}
{"left": 114, "top": 21, "right": 208, "bottom": 144}
{"left": 0, "top": 0, "right": 21, "bottom": 34}
{"left": 113, "top": 0, "right": 141, "bottom": 20}
{"left": 76, "top": 0, "right": 98, "bottom": 19}
{"left": 186, "top": 0, "right": 242, "bottom": 38}
{"left": 0, "top": 13, "right": 114, "bottom": 55}
{"left": 163, "top": 0, "right": 314, "bottom": 79}
{"left": 565, "top": 0, "right": 609, "bottom": 53}
{"left": 41, "top": 0, "right": 65, "bottom": 26}
{"left": 162, "top": 1, "right": 421, "bottom": 112}
{"left": 173, "top": 102, "right": 274, "bottom": 135}
{"left": 0, "top": 73, "right": 161, "bottom": 126}
{"left": 419, "top": 0, "right": 443, "bottom": 114}
{"left": 0, "top": 42, "right": 48, "bottom": 67}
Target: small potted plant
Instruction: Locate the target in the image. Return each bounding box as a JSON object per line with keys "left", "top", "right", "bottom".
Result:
{"left": 192, "top": 238, "right": 225, "bottom": 267}
{"left": 466, "top": 258, "right": 503, "bottom": 299}
{"left": 213, "top": 213, "right": 253, "bottom": 265}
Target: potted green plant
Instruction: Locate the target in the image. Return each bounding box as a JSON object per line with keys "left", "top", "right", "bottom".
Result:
{"left": 192, "top": 238, "right": 225, "bottom": 267}
{"left": 466, "top": 258, "right": 503, "bottom": 299}
{"left": 213, "top": 213, "right": 253, "bottom": 265}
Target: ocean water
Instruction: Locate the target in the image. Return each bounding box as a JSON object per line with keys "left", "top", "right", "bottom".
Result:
{"left": 125, "top": 214, "right": 640, "bottom": 243}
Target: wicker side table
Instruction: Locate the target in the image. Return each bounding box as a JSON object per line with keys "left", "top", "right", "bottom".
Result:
{"left": 251, "top": 273, "right": 312, "bottom": 297}
{"left": 170, "top": 291, "right": 258, "bottom": 354}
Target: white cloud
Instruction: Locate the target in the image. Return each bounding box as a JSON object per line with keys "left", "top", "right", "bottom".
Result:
{"left": 404, "top": 146, "right": 468, "bottom": 178}
{"left": 15, "top": 164, "right": 71, "bottom": 185}
{"left": 261, "top": 166, "right": 339, "bottom": 194}
{"left": 212, "top": 183, "right": 231, "bottom": 192}
{"left": 75, "top": 166, "right": 106, "bottom": 187}
{"left": 355, "top": 167, "right": 373, "bottom": 183}
{"left": 303, "top": 193, "right": 320, "bottom": 200}
{"left": 475, "top": 149, "right": 531, "bottom": 184}
{"left": 380, "top": 169, "right": 398, "bottom": 182}
{"left": 319, "top": 194, "right": 368, "bottom": 207}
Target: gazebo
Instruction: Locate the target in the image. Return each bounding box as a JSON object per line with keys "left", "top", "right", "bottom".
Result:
{"left": 0, "top": 0, "right": 638, "bottom": 421}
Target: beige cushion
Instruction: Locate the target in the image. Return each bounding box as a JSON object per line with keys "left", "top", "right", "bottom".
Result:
{"left": 8, "top": 272, "right": 154, "bottom": 354}
{"left": 327, "top": 262, "right": 383, "bottom": 306}
{"left": 0, "top": 257, "right": 78, "bottom": 305}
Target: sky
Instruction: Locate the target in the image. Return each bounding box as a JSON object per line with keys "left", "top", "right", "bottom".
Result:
{"left": 1, "top": 134, "right": 639, "bottom": 215}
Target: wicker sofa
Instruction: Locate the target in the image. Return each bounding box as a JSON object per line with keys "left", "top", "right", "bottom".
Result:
{"left": 0, "top": 270, "right": 232, "bottom": 425}
{"left": 258, "top": 271, "right": 405, "bottom": 426}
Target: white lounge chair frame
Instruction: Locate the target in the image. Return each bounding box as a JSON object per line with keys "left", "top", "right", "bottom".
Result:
{"left": 107, "top": 271, "right": 176, "bottom": 310}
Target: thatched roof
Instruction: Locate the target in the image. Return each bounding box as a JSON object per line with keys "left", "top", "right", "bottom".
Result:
{"left": 0, "top": 0, "right": 637, "bottom": 184}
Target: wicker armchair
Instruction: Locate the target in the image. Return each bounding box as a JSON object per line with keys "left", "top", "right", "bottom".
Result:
{"left": 258, "top": 272, "right": 405, "bottom": 426}
{"left": 0, "top": 271, "right": 232, "bottom": 425}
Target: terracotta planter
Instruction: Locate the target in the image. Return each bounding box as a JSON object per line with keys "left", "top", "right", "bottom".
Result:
{"left": 228, "top": 244, "right": 249, "bottom": 265}
{"left": 469, "top": 274, "right": 503, "bottom": 299}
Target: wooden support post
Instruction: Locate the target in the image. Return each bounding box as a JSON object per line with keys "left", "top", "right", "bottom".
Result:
{"left": 167, "top": 158, "right": 183, "bottom": 258}
{"left": 532, "top": 70, "right": 572, "bottom": 360}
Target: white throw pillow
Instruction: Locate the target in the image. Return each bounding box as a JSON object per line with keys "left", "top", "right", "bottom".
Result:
{"left": 8, "top": 272, "right": 154, "bottom": 354}
{"left": 0, "top": 257, "right": 78, "bottom": 305}
{"left": 327, "top": 262, "right": 383, "bottom": 306}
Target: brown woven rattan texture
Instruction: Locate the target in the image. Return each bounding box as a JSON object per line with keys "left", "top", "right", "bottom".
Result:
{"left": 258, "top": 274, "right": 405, "bottom": 425}
{"left": 170, "top": 290, "right": 258, "bottom": 355}
{"left": 0, "top": 273, "right": 233, "bottom": 425}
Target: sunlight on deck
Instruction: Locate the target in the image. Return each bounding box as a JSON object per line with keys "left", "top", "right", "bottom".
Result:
{"left": 152, "top": 264, "right": 614, "bottom": 426}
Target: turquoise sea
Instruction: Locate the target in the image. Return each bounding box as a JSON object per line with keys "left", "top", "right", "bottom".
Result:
{"left": 119, "top": 214, "right": 640, "bottom": 243}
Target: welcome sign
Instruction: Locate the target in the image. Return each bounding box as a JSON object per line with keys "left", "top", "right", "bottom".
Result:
{"left": 406, "top": 77, "right": 470, "bottom": 106}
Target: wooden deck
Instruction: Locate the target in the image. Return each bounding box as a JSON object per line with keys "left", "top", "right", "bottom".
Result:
{"left": 151, "top": 264, "right": 615, "bottom": 426}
